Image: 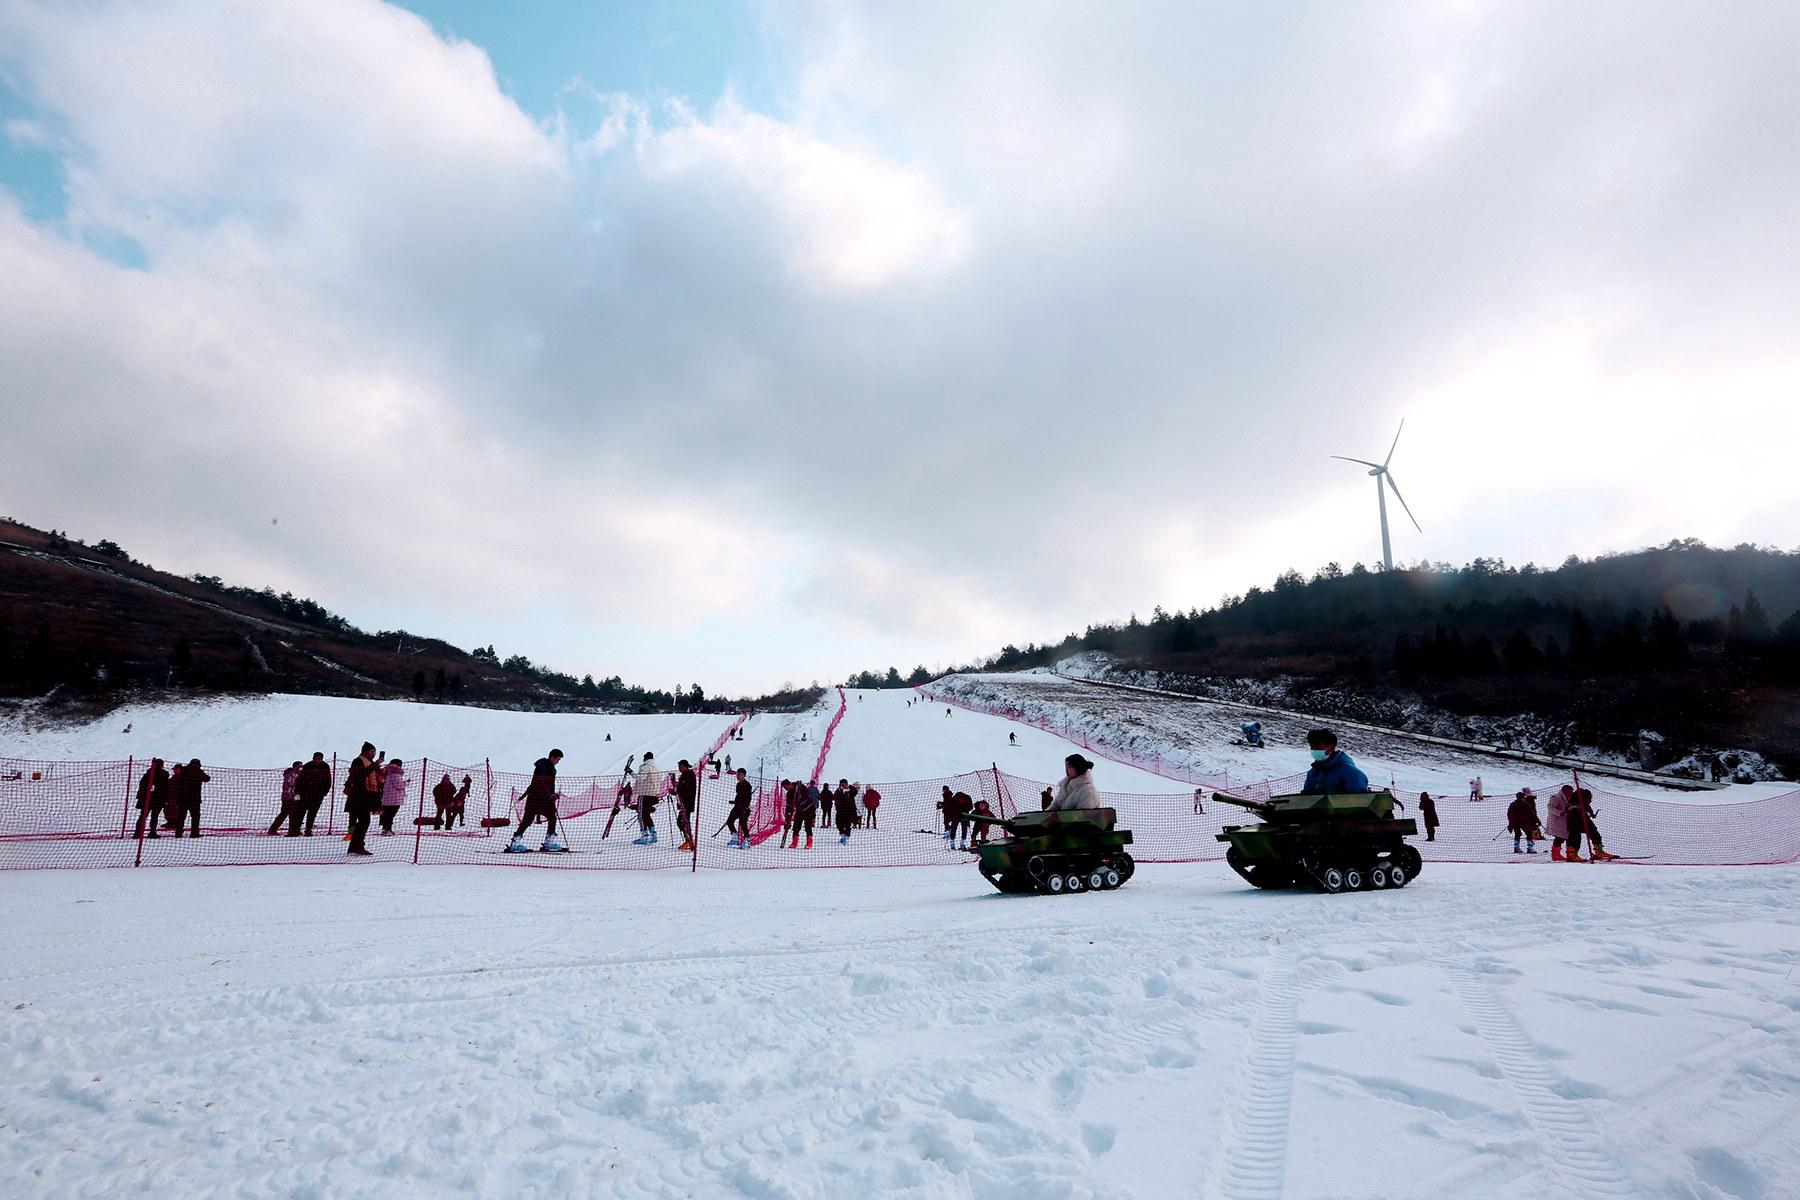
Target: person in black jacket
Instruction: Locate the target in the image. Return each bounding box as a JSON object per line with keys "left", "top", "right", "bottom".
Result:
{"left": 133, "top": 758, "right": 170, "bottom": 840}
{"left": 727, "top": 767, "right": 753, "bottom": 848}
{"left": 174, "top": 758, "right": 210, "bottom": 838}
{"left": 295, "top": 753, "right": 331, "bottom": 836}
{"left": 509, "top": 750, "right": 565, "bottom": 851}
{"left": 675, "top": 760, "right": 698, "bottom": 852}
{"left": 343, "top": 743, "right": 383, "bottom": 856}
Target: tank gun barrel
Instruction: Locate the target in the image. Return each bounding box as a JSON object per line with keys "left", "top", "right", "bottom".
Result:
{"left": 1211, "top": 791, "right": 1275, "bottom": 818}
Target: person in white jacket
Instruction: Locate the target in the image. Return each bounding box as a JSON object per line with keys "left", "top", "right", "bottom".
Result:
{"left": 632, "top": 752, "right": 665, "bottom": 845}
{"left": 1050, "top": 754, "right": 1100, "bottom": 811}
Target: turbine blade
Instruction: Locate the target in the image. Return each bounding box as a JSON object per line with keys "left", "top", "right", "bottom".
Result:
{"left": 1383, "top": 418, "right": 1406, "bottom": 469}
{"left": 1330, "top": 456, "right": 1384, "bottom": 469}
{"left": 1384, "top": 472, "right": 1422, "bottom": 532}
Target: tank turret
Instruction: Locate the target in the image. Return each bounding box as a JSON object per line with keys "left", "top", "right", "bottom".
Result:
{"left": 971, "top": 807, "right": 1135, "bottom": 895}
{"left": 1213, "top": 789, "right": 1421, "bottom": 893}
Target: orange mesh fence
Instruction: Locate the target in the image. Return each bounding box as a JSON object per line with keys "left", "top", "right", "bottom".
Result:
{"left": 3, "top": 754, "right": 1796, "bottom": 871}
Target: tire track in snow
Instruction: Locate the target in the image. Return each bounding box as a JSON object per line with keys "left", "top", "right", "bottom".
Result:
{"left": 1450, "top": 967, "right": 1637, "bottom": 1198}
{"left": 1211, "top": 942, "right": 1299, "bottom": 1200}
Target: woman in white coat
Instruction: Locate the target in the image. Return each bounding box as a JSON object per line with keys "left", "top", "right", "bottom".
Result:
{"left": 1050, "top": 754, "right": 1100, "bottom": 811}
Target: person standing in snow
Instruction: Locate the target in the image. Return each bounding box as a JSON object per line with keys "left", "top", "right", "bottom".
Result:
{"left": 1008, "top": 731, "right": 1017, "bottom": 746}
{"left": 378, "top": 758, "right": 408, "bottom": 835}
{"left": 837, "top": 780, "right": 861, "bottom": 828}
{"left": 818, "top": 781, "right": 836, "bottom": 831}
{"left": 447, "top": 775, "right": 471, "bottom": 830}
{"left": 1547, "top": 784, "right": 1577, "bottom": 861}
{"left": 269, "top": 761, "right": 304, "bottom": 836}
{"left": 1299, "top": 730, "right": 1369, "bottom": 794}
{"left": 862, "top": 786, "right": 881, "bottom": 829}
{"left": 1040, "top": 787, "right": 1054, "bottom": 811}
{"left": 633, "top": 753, "right": 664, "bottom": 845}
{"left": 1572, "top": 788, "right": 1617, "bottom": 860}
{"left": 789, "top": 781, "right": 818, "bottom": 849}
{"left": 726, "top": 768, "right": 753, "bottom": 848}
{"left": 509, "top": 750, "right": 565, "bottom": 851}
{"left": 1050, "top": 754, "right": 1100, "bottom": 811}
{"left": 968, "top": 799, "right": 997, "bottom": 846}
{"left": 343, "top": 744, "right": 383, "bottom": 856}
{"left": 1193, "top": 788, "right": 1206, "bottom": 814}
{"left": 173, "top": 758, "right": 210, "bottom": 838}
{"left": 432, "top": 773, "right": 457, "bottom": 828}
{"left": 675, "top": 760, "right": 698, "bottom": 852}
{"left": 1418, "top": 791, "right": 1439, "bottom": 842}
{"left": 1505, "top": 789, "right": 1539, "bottom": 853}
{"left": 834, "top": 783, "right": 856, "bottom": 845}
{"left": 133, "top": 757, "right": 170, "bottom": 840}
{"left": 162, "top": 762, "right": 186, "bottom": 832}
{"left": 295, "top": 752, "right": 331, "bottom": 836}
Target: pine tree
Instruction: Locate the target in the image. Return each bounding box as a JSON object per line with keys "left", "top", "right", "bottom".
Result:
{"left": 1467, "top": 635, "right": 1500, "bottom": 675}
{"left": 1727, "top": 590, "right": 1773, "bottom": 648}
{"left": 1568, "top": 610, "right": 1599, "bottom": 673}
{"left": 1646, "top": 606, "right": 1686, "bottom": 665}
{"left": 1502, "top": 630, "right": 1542, "bottom": 674}
{"left": 412, "top": 669, "right": 426, "bottom": 700}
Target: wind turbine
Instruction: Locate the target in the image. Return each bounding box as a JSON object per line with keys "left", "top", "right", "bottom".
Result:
{"left": 1332, "top": 420, "right": 1420, "bottom": 571}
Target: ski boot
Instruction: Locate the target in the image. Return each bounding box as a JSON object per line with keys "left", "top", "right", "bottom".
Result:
{"left": 540, "top": 834, "right": 569, "bottom": 853}
{"left": 1550, "top": 844, "right": 1563, "bottom": 861}
{"left": 1591, "top": 848, "right": 1618, "bottom": 861}
{"left": 1526, "top": 842, "right": 1538, "bottom": 854}
{"left": 631, "top": 831, "right": 654, "bottom": 846}
{"left": 504, "top": 835, "right": 533, "bottom": 854}
{"left": 805, "top": 834, "right": 814, "bottom": 849}
{"left": 677, "top": 839, "right": 694, "bottom": 852}
{"left": 839, "top": 834, "right": 850, "bottom": 845}
{"left": 1565, "top": 850, "right": 1586, "bottom": 862}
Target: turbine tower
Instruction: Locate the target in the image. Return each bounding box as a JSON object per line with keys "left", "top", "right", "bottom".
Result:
{"left": 1332, "top": 420, "right": 1420, "bottom": 571}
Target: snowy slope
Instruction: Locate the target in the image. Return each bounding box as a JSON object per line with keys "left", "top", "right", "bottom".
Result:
{"left": 0, "top": 692, "right": 799, "bottom": 775}
{"left": 1, "top": 862, "right": 1794, "bottom": 1198}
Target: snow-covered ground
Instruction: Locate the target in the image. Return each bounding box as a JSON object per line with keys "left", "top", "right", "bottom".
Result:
{"left": 2, "top": 861, "right": 1795, "bottom": 1199}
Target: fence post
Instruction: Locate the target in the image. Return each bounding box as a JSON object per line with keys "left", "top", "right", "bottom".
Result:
{"left": 120, "top": 755, "right": 134, "bottom": 839}
{"left": 485, "top": 758, "right": 493, "bottom": 836}
{"left": 413, "top": 759, "right": 428, "bottom": 865}
{"left": 130, "top": 756, "right": 147, "bottom": 868}
{"left": 991, "top": 761, "right": 1006, "bottom": 819}
{"left": 691, "top": 773, "right": 699, "bottom": 874}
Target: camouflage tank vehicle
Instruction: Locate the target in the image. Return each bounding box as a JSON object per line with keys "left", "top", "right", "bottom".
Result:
{"left": 970, "top": 807, "right": 1135, "bottom": 895}
{"left": 1213, "top": 789, "right": 1421, "bottom": 893}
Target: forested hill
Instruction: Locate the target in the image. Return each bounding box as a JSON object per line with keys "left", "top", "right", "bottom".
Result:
{"left": 949, "top": 542, "right": 1800, "bottom": 768}
{"left": 0, "top": 519, "right": 816, "bottom": 714}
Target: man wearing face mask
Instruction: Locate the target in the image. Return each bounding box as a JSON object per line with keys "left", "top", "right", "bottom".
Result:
{"left": 1300, "top": 729, "right": 1369, "bottom": 795}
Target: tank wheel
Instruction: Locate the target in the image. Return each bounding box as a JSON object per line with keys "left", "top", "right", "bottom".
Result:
{"left": 1087, "top": 868, "right": 1109, "bottom": 892}
{"left": 1397, "top": 845, "right": 1422, "bottom": 880}
{"left": 1064, "top": 873, "right": 1085, "bottom": 893}
{"left": 1385, "top": 861, "right": 1406, "bottom": 888}
{"left": 1114, "top": 852, "right": 1136, "bottom": 885}
{"left": 1319, "top": 865, "right": 1347, "bottom": 893}
{"left": 1369, "top": 864, "right": 1389, "bottom": 889}
{"left": 1043, "top": 872, "right": 1066, "bottom": 895}
{"left": 1344, "top": 866, "right": 1366, "bottom": 891}
{"left": 1101, "top": 866, "right": 1122, "bottom": 889}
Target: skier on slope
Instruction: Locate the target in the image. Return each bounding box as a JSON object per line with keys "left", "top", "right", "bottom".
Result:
{"left": 1299, "top": 730, "right": 1369, "bottom": 795}
{"left": 507, "top": 749, "right": 566, "bottom": 853}
{"left": 1049, "top": 754, "right": 1100, "bottom": 811}
{"left": 726, "top": 768, "right": 753, "bottom": 848}
{"left": 633, "top": 753, "right": 664, "bottom": 845}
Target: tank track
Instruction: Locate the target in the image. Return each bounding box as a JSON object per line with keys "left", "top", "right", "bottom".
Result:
{"left": 1225, "top": 845, "right": 1422, "bottom": 893}
{"left": 982, "top": 850, "right": 1135, "bottom": 895}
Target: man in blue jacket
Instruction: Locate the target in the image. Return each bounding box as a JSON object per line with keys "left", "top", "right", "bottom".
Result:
{"left": 1301, "top": 729, "right": 1369, "bottom": 794}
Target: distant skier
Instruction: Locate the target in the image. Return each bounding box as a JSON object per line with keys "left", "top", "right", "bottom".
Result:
{"left": 1299, "top": 730, "right": 1368, "bottom": 795}
{"left": 675, "top": 760, "right": 698, "bottom": 852}
{"left": 1419, "top": 791, "right": 1439, "bottom": 842}
{"left": 726, "top": 768, "right": 753, "bottom": 847}
{"left": 1008, "top": 732, "right": 1017, "bottom": 746}
{"left": 269, "top": 761, "right": 303, "bottom": 836}
{"left": 633, "top": 752, "right": 664, "bottom": 845}
{"left": 379, "top": 758, "right": 408, "bottom": 835}
{"left": 296, "top": 752, "right": 331, "bottom": 836}
{"left": 508, "top": 749, "right": 566, "bottom": 852}
{"left": 133, "top": 757, "right": 170, "bottom": 840}
{"left": 1050, "top": 754, "right": 1099, "bottom": 811}
{"left": 945, "top": 707, "right": 951, "bottom": 717}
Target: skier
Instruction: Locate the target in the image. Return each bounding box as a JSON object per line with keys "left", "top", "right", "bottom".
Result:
{"left": 789, "top": 781, "right": 818, "bottom": 849}
{"left": 295, "top": 752, "right": 331, "bottom": 836}
{"left": 863, "top": 786, "right": 881, "bottom": 829}
{"left": 945, "top": 707, "right": 951, "bottom": 717}
{"left": 269, "top": 761, "right": 303, "bottom": 836}
{"left": 133, "top": 757, "right": 170, "bottom": 840}
{"left": 726, "top": 768, "right": 753, "bottom": 847}
{"left": 1008, "top": 732, "right": 1017, "bottom": 746}
{"left": 173, "top": 758, "right": 210, "bottom": 838}
{"left": 1300, "top": 730, "right": 1368, "bottom": 794}
{"left": 834, "top": 783, "right": 856, "bottom": 845}
{"left": 507, "top": 749, "right": 566, "bottom": 852}
{"left": 378, "top": 757, "right": 408, "bottom": 835}
{"left": 1547, "top": 784, "right": 1577, "bottom": 861}
{"left": 1419, "top": 791, "right": 1439, "bottom": 842}
{"left": 343, "top": 743, "right": 383, "bottom": 856}
{"left": 1505, "top": 789, "right": 1539, "bottom": 854}
{"left": 633, "top": 752, "right": 664, "bottom": 845}
{"left": 1050, "top": 754, "right": 1099, "bottom": 811}
{"left": 1573, "top": 788, "right": 1617, "bottom": 860}
{"left": 431, "top": 773, "right": 457, "bottom": 828}
{"left": 675, "top": 760, "right": 698, "bottom": 852}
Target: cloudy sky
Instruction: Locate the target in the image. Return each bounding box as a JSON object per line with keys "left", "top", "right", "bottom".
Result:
{"left": 1, "top": 1, "right": 1796, "bottom": 694}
